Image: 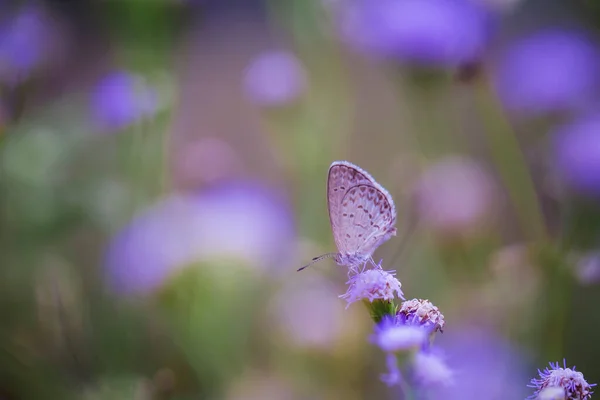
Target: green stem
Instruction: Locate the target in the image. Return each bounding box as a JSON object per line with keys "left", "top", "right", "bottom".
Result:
{"left": 474, "top": 75, "right": 547, "bottom": 242}
{"left": 398, "top": 373, "right": 417, "bottom": 400}
{"left": 537, "top": 246, "right": 571, "bottom": 361}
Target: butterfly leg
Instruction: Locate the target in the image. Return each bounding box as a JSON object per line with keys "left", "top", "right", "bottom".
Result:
{"left": 348, "top": 265, "right": 359, "bottom": 278}
{"left": 360, "top": 260, "right": 368, "bottom": 273}
{"left": 368, "top": 257, "right": 382, "bottom": 269}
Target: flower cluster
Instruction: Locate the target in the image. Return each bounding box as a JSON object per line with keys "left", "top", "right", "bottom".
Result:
{"left": 337, "top": 257, "right": 451, "bottom": 392}
{"left": 528, "top": 360, "right": 595, "bottom": 400}
{"left": 340, "top": 267, "right": 404, "bottom": 308}
{"left": 370, "top": 298, "right": 452, "bottom": 389}
{"left": 332, "top": 253, "right": 595, "bottom": 399}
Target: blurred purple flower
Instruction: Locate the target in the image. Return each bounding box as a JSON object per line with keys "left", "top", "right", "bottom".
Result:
{"left": 0, "top": 7, "right": 49, "bottom": 84}
{"left": 91, "top": 71, "right": 158, "bottom": 131}
{"left": 432, "top": 328, "right": 530, "bottom": 399}
{"left": 414, "top": 156, "right": 496, "bottom": 237}
{"left": 194, "top": 181, "right": 296, "bottom": 267}
{"left": 243, "top": 50, "right": 307, "bottom": 107}
{"left": 381, "top": 353, "right": 402, "bottom": 386}
{"left": 105, "top": 194, "right": 205, "bottom": 294}
{"left": 528, "top": 360, "right": 595, "bottom": 400}
{"left": 340, "top": 267, "right": 404, "bottom": 308}
{"left": 105, "top": 181, "right": 295, "bottom": 294}
{"left": 412, "top": 350, "right": 453, "bottom": 387}
{"left": 371, "top": 317, "right": 427, "bottom": 353}
{"left": 553, "top": 114, "right": 600, "bottom": 197}
{"left": 494, "top": 30, "right": 600, "bottom": 115}
{"left": 338, "top": 0, "right": 492, "bottom": 68}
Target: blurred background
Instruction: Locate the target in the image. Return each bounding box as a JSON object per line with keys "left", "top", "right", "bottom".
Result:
{"left": 1, "top": 0, "right": 600, "bottom": 398}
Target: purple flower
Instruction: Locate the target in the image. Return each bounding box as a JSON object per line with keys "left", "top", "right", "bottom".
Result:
{"left": 338, "top": 0, "right": 492, "bottom": 68}
{"left": 91, "top": 71, "right": 157, "bottom": 131}
{"left": 528, "top": 360, "right": 595, "bottom": 400}
{"left": 243, "top": 50, "right": 307, "bottom": 107}
{"left": 193, "top": 181, "right": 296, "bottom": 268}
{"left": 0, "top": 7, "right": 49, "bottom": 84}
{"left": 105, "top": 194, "right": 206, "bottom": 294}
{"left": 494, "top": 30, "right": 600, "bottom": 115}
{"left": 105, "top": 181, "right": 296, "bottom": 294}
{"left": 339, "top": 267, "right": 404, "bottom": 307}
{"left": 432, "top": 328, "right": 530, "bottom": 399}
{"left": 371, "top": 317, "right": 427, "bottom": 353}
{"left": 381, "top": 353, "right": 403, "bottom": 386}
{"left": 372, "top": 305, "right": 447, "bottom": 387}
{"left": 553, "top": 113, "right": 600, "bottom": 197}
{"left": 412, "top": 350, "right": 453, "bottom": 387}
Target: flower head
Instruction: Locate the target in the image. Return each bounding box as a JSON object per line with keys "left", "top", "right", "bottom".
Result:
{"left": 243, "top": 50, "right": 307, "bottom": 107}
{"left": 494, "top": 30, "right": 600, "bottom": 115}
{"left": 340, "top": 268, "right": 404, "bottom": 307}
{"left": 398, "top": 298, "right": 446, "bottom": 333}
{"left": 372, "top": 317, "right": 426, "bottom": 353}
{"left": 412, "top": 350, "right": 453, "bottom": 387}
{"left": 528, "top": 360, "right": 595, "bottom": 400}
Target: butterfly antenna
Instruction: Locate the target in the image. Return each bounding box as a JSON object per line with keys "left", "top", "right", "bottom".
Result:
{"left": 297, "top": 253, "right": 337, "bottom": 272}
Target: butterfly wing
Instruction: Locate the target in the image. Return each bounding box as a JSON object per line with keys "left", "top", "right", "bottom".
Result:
{"left": 327, "top": 162, "right": 374, "bottom": 254}
{"left": 337, "top": 184, "right": 397, "bottom": 259}
{"left": 327, "top": 161, "right": 396, "bottom": 257}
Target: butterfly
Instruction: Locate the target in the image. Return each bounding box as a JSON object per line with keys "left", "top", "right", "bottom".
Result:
{"left": 298, "top": 161, "right": 397, "bottom": 273}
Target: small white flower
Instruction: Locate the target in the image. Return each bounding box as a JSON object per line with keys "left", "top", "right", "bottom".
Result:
{"left": 340, "top": 268, "right": 404, "bottom": 307}
{"left": 412, "top": 351, "right": 453, "bottom": 387}
{"left": 373, "top": 325, "right": 426, "bottom": 353}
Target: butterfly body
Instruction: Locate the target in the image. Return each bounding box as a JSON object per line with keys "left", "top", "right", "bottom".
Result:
{"left": 299, "top": 160, "right": 397, "bottom": 272}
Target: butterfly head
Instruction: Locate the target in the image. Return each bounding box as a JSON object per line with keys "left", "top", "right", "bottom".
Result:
{"left": 334, "top": 253, "right": 368, "bottom": 269}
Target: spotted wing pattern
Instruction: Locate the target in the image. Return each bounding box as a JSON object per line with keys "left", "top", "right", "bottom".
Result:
{"left": 327, "top": 162, "right": 373, "bottom": 252}
{"left": 338, "top": 184, "right": 396, "bottom": 258}
{"left": 327, "top": 161, "right": 396, "bottom": 260}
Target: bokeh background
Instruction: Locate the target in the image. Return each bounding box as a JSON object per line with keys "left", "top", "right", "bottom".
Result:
{"left": 1, "top": 0, "right": 600, "bottom": 398}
